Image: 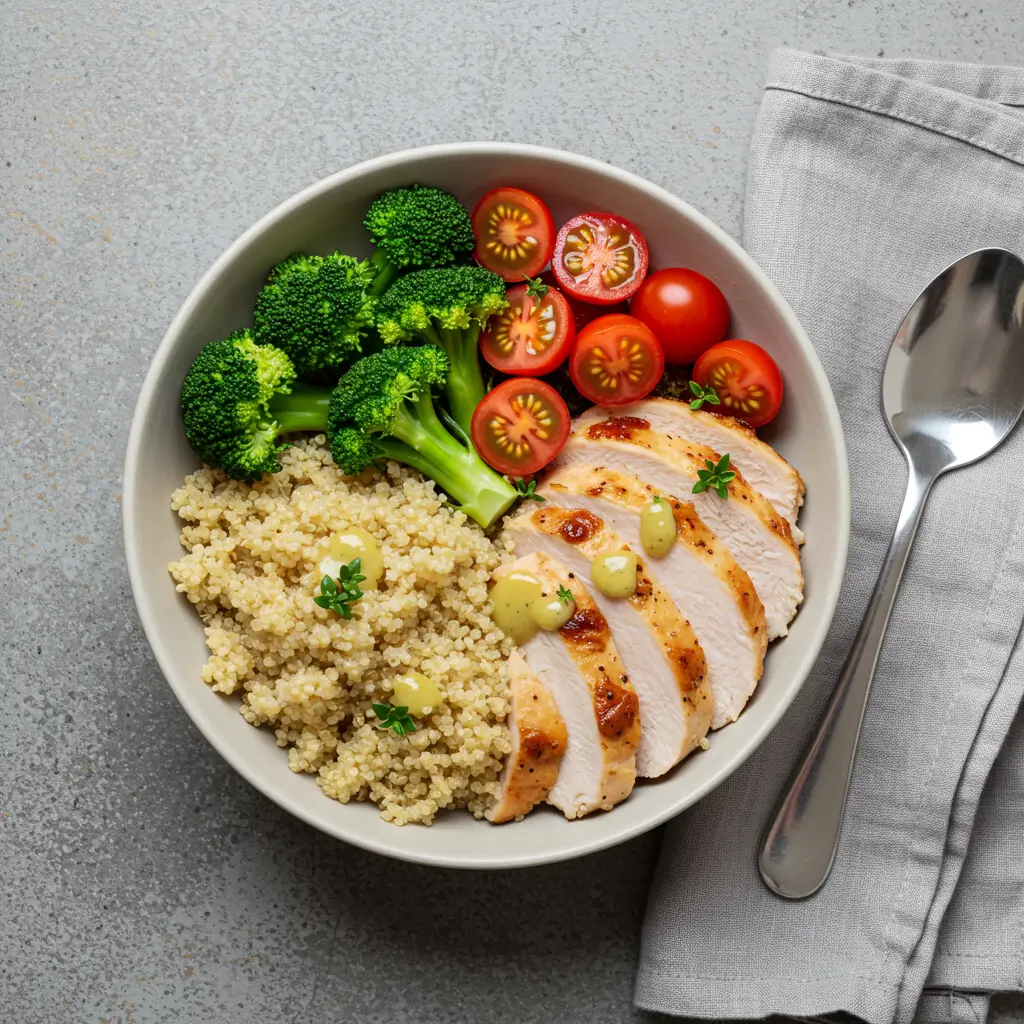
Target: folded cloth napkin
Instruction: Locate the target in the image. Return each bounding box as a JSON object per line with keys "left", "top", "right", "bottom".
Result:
{"left": 635, "top": 49, "right": 1024, "bottom": 1024}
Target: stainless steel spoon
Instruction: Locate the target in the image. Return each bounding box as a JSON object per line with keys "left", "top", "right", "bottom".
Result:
{"left": 759, "top": 248, "right": 1024, "bottom": 900}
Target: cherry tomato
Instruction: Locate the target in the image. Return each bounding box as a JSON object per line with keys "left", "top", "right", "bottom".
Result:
{"left": 540, "top": 270, "right": 627, "bottom": 331}
{"left": 630, "top": 267, "right": 729, "bottom": 365}
{"left": 552, "top": 212, "right": 649, "bottom": 305}
{"left": 569, "top": 313, "right": 664, "bottom": 407}
{"left": 471, "top": 377, "right": 571, "bottom": 475}
{"left": 480, "top": 276, "right": 575, "bottom": 376}
{"left": 472, "top": 187, "right": 555, "bottom": 282}
{"left": 692, "top": 339, "right": 783, "bottom": 428}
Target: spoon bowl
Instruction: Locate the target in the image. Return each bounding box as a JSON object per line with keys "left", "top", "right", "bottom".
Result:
{"left": 760, "top": 247, "right": 1024, "bottom": 900}
{"left": 884, "top": 248, "right": 1024, "bottom": 472}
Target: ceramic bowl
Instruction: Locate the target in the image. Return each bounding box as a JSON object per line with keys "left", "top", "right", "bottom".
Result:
{"left": 123, "top": 143, "right": 850, "bottom": 868}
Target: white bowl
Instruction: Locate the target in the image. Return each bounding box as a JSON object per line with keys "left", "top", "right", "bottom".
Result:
{"left": 123, "top": 143, "right": 850, "bottom": 869}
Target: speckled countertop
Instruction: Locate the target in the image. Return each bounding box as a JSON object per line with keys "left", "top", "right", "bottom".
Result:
{"left": 3, "top": 3, "right": 1023, "bottom": 1022}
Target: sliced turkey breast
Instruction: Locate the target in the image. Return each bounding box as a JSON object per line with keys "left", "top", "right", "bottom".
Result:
{"left": 487, "top": 650, "right": 568, "bottom": 823}
{"left": 575, "top": 398, "right": 805, "bottom": 540}
{"left": 506, "top": 507, "right": 713, "bottom": 775}
{"left": 492, "top": 553, "right": 640, "bottom": 818}
{"left": 554, "top": 419, "right": 803, "bottom": 639}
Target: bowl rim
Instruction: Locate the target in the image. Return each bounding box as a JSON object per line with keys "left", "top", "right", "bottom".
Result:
{"left": 123, "top": 141, "right": 851, "bottom": 869}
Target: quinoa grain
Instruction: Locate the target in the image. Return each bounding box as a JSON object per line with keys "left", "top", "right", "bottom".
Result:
{"left": 169, "top": 437, "right": 514, "bottom": 825}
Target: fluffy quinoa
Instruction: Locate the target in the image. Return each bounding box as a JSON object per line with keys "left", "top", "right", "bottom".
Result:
{"left": 168, "top": 436, "right": 516, "bottom": 825}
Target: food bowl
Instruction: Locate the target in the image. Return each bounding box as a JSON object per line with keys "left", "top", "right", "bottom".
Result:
{"left": 123, "top": 142, "right": 850, "bottom": 868}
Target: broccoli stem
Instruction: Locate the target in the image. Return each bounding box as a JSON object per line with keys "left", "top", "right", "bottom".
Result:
{"left": 381, "top": 392, "right": 516, "bottom": 526}
{"left": 367, "top": 250, "right": 399, "bottom": 297}
{"left": 438, "top": 324, "right": 486, "bottom": 436}
{"left": 268, "top": 382, "right": 333, "bottom": 434}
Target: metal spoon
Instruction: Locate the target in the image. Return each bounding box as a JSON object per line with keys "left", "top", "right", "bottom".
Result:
{"left": 759, "top": 247, "right": 1024, "bottom": 900}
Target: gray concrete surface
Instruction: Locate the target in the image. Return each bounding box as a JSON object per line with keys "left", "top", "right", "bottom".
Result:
{"left": 2, "top": 2, "right": 1023, "bottom": 1022}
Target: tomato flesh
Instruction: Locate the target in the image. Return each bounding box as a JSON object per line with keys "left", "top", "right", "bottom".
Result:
{"left": 471, "top": 377, "right": 571, "bottom": 475}
{"left": 569, "top": 313, "right": 664, "bottom": 407}
{"left": 472, "top": 187, "right": 555, "bottom": 282}
{"left": 629, "top": 267, "right": 729, "bottom": 365}
{"left": 691, "top": 339, "right": 783, "bottom": 428}
{"left": 552, "top": 212, "right": 649, "bottom": 304}
{"left": 480, "top": 281, "right": 575, "bottom": 376}
{"left": 540, "top": 270, "right": 627, "bottom": 331}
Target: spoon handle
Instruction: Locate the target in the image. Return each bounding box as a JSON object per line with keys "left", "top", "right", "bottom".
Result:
{"left": 758, "top": 459, "right": 937, "bottom": 899}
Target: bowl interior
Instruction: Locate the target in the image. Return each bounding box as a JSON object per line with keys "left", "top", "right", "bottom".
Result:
{"left": 124, "top": 144, "right": 849, "bottom": 868}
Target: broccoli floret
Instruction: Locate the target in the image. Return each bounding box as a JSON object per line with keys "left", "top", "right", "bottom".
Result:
{"left": 327, "top": 346, "right": 516, "bottom": 528}
{"left": 364, "top": 184, "right": 475, "bottom": 296}
{"left": 252, "top": 252, "right": 377, "bottom": 377}
{"left": 181, "top": 330, "right": 332, "bottom": 480}
{"left": 375, "top": 265, "right": 508, "bottom": 435}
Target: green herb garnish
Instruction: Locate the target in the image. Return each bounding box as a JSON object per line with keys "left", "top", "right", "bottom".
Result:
{"left": 514, "top": 478, "right": 544, "bottom": 502}
{"left": 692, "top": 454, "right": 735, "bottom": 499}
{"left": 688, "top": 380, "right": 720, "bottom": 411}
{"left": 556, "top": 584, "right": 574, "bottom": 605}
{"left": 313, "top": 557, "right": 366, "bottom": 619}
{"left": 371, "top": 702, "right": 417, "bottom": 737}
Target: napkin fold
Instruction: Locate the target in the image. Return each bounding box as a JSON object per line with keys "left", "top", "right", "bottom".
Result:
{"left": 636, "top": 50, "right": 1024, "bottom": 1024}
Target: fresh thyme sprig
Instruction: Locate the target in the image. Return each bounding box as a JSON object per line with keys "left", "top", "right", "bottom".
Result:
{"left": 514, "top": 477, "right": 544, "bottom": 502}
{"left": 314, "top": 557, "right": 366, "bottom": 619}
{"left": 692, "top": 454, "right": 735, "bottom": 499}
{"left": 688, "top": 380, "right": 721, "bottom": 411}
{"left": 371, "top": 702, "right": 417, "bottom": 738}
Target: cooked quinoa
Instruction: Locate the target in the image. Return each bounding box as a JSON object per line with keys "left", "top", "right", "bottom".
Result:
{"left": 168, "top": 436, "right": 516, "bottom": 825}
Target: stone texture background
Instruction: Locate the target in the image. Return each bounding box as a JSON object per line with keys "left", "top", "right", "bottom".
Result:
{"left": 2, "top": 2, "right": 1022, "bottom": 1021}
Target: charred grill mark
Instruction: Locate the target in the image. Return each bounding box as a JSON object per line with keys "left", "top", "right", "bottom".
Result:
{"left": 596, "top": 676, "right": 639, "bottom": 738}
{"left": 557, "top": 509, "right": 602, "bottom": 544}
{"left": 632, "top": 574, "right": 653, "bottom": 602}
{"left": 586, "top": 416, "right": 651, "bottom": 441}
{"left": 665, "top": 643, "right": 706, "bottom": 693}
{"left": 560, "top": 606, "right": 609, "bottom": 653}
{"left": 519, "top": 726, "right": 558, "bottom": 763}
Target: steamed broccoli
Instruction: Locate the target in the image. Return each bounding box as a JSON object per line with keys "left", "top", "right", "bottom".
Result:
{"left": 363, "top": 185, "right": 476, "bottom": 296}
{"left": 327, "top": 346, "right": 517, "bottom": 528}
{"left": 375, "top": 265, "right": 508, "bottom": 435}
{"left": 252, "top": 252, "right": 377, "bottom": 377}
{"left": 181, "top": 330, "right": 331, "bottom": 480}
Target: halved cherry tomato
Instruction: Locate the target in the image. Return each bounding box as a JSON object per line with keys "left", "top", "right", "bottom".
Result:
{"left": 692, "top": 339, "right": 783, "bottom": 428}
{"left": 480, "top": 276, "right": 575, "bottom": 376}
{"left": 552, "top": 212, "right": 649, "bottom": 305}
{"left": 472, "top": 187, "right": 555, "bottom": 282}
{"left": 471, "top": 377, "right": 571, "bottom": 476}
{"left": 630, "top": 267, "right": 729, "bottom": 365}
{"left": 568, "top": 313, "right": 664, "bottom": 406}
{"left": 540, "top": 270, "right": 628, "bottom": 331}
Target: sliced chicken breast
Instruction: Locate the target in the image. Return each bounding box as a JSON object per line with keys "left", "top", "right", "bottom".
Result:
{"left": 487, "top": 650, "right": 568, "bottom": 823}
{"left": 493, "top": 554, "right": 640, "bottom": 818}
{"left": 575, "top": 398, "right": 805, "bottom": 540}
{"left": 507, "top": 500, "right": 764, "bottom": 731}
{"left": 506, "top": 508, "right": 714, "bottom": 776}
{"left": 554, "top": 419, "right": 803, "bottom": 639}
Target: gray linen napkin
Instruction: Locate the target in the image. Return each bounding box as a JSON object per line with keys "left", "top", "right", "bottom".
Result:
{"left": 635, "top": 50, "right": 1024, "bottom": 1024}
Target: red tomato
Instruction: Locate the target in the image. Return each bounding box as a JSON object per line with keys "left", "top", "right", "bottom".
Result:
{"left": 552, "top": 212, "right": 649, "bottom": 305}
{"left": 472, "top": 187, "right": 555, "bottom": 282}
{"left": 471, "top": 377, "right": 572, "bottom": 475}
{"left": 480, "top": 277, "right": 575, "bottom": 376}
{"left": 692, "top": 339, "right": 783, "bottom": 428}
{"left": 540, "top": 270, "right": 627, "bottom": 331}
{"left": 630, "top": 267, "right": 730, "bottom": 365}
{"left": 569, "top": 313, "right": 664, "bottom": 406}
